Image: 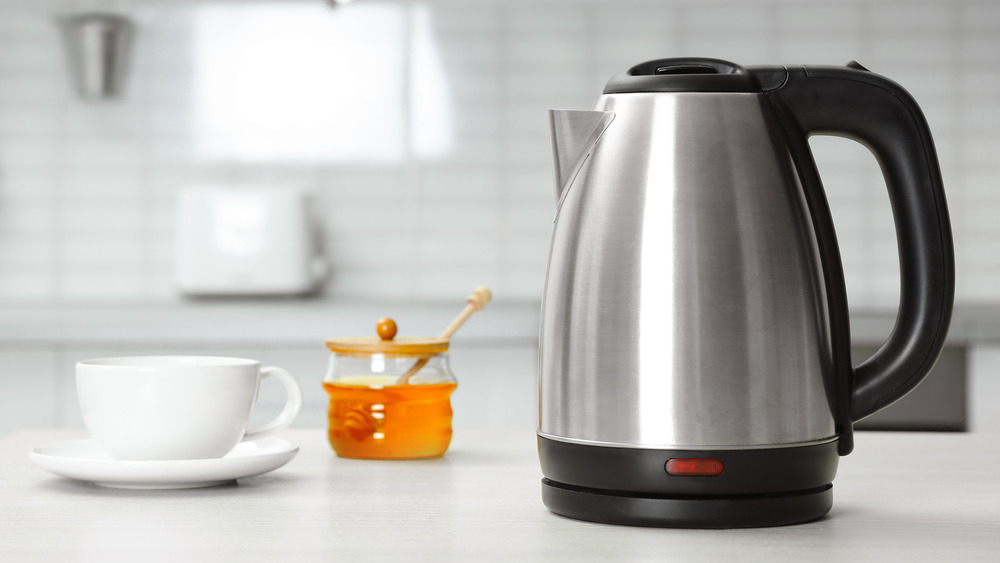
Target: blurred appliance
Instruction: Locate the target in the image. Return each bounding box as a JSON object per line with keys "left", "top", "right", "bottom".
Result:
{"left": 538, "top": 58, "right": 955, "bottom": 528}
{"left": 176, "top": 187, "right": 327, "bottom": 296}
{"left": 57, "top": 12, "right": 134, "bottom": 100}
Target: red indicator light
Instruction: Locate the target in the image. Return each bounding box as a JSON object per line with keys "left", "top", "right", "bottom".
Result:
{"left": 665, "top": 458, "right": 724, "bottom": 476}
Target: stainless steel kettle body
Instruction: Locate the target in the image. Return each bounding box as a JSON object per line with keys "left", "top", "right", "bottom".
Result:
{"left": 538, "top": 58, "right": 955, "bottom": 528}
{"left": 542, "top": 92, "right": 835, "bottom": 449}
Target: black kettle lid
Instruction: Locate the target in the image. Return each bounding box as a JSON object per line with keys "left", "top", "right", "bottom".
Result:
{"left": 604, "top": 57, "right": 761, "bottom": 93}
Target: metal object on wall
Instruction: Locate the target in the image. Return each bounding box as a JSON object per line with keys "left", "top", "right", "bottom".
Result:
{"left": 56, "top": 12, "right": 134, "bottom": 100}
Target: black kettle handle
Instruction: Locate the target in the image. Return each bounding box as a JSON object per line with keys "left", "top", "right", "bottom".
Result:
{"left": 758, "top": 63, "right": 955, "bottom": 426}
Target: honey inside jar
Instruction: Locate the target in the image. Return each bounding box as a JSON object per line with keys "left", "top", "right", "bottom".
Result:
{"left": 324, "top": 375, "right": 456, "bottom": 459}
{"left": 324, "top": 317, "right": 460, "bottom": 460}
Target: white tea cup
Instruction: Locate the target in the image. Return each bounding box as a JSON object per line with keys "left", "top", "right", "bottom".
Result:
{"left": 76, "top": 356, "right": 303, "bottom": 461}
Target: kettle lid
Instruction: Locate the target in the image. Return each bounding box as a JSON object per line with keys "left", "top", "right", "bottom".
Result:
{"left": 604, "top": 57, "right": 759, "bottom": 94}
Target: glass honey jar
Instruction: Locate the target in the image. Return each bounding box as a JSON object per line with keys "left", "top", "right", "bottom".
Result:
{"left": 323, "top": 318, "right": 457, "bottom": 460}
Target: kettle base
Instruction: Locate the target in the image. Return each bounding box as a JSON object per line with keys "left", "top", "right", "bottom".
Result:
{"left": 537, "top": 435, "right": 840, "bottom": 528}
{"left": 542, "top": 478, "right": 832, "bottom": 529}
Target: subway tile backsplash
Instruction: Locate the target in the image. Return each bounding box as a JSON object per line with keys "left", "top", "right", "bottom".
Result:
{"left": 0, "top": 0, "right": 997, "bottom": 308}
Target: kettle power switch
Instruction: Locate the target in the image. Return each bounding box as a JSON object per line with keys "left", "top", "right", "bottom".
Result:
{"left": 665, "top": 458, "right": 724, "bottom": 477}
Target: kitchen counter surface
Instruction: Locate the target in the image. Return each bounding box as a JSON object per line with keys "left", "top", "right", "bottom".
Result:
{"left": 2, "top": 429, "right": 998, "bottom": 561}
{"left": 0, "top": 301, "right": 540, "bottom": 345}
{"left": 0, "top": 302, "right": 997, "bottom": 345}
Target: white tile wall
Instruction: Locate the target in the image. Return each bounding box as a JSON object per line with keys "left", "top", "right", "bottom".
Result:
{"left": 0, "top": 0, "right": 997, "bottom": 308}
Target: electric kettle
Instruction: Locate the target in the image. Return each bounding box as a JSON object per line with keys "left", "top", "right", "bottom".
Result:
{"left": 538, "top": 58, "right": 954, "bottom": 528}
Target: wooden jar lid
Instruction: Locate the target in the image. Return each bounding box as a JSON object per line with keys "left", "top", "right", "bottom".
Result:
{"left": 324, "top": 317, "right": 449, "bottom": 356}
{"left": 324, "top": 336, "right": 449, "bottom": 356}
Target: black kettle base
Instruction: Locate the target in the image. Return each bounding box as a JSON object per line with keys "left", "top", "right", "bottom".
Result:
{"left": 542, "top": 478, "right": 832, "bottom": 529}
{"left": 537, "top": 435, "right": 840, "bottom": 528}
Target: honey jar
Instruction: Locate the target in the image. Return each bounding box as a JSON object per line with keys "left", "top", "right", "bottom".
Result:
{"left": 323, "top": 318, "right": 457, "bottom": 459}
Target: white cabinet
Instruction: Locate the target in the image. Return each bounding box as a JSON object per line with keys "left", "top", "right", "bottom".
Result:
{"left": 0, "top": 302, "right": 544, "bottom": 435}
{"left": 0, "top": 341, "right": 540, "bottom": 436}
{"left": 970, "top": 345, "right": 1000, "bottom": 433}
{"left": 0, "top": 348, "right": 59, "bottom": 433}
{"left": 449, "top": 344, "right": 538, "bottom": 431}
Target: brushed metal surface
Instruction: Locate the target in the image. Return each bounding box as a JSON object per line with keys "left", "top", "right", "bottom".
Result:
{"left": 540, "top": 93, "right": 836, "bottom": 448}
{"left": 549, "top": 109, "right": 615, "bottom": 202}
{"left": 536, "top": 431, "right": 838, "bottom": 451}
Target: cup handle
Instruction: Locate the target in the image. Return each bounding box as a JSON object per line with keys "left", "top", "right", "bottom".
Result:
{"left": 244, "top": 366, "right": 303, "bottom": 438}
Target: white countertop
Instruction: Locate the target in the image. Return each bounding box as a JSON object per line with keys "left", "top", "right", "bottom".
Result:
{"left": 0, "top": 301, "right": 995, "bottom": 345}
{"left": 0, "top": 301, "right": 540, "bottom": 345}
{"left": 2, "top": 429, "right": 999, "bottom": 561}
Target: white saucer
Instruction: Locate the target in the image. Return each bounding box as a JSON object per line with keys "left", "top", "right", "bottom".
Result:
{"left": 29, "top": 437, "right": 299, "bottom": 489}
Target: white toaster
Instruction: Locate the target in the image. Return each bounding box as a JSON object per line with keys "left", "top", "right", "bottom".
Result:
{"left": 175, "top": 187, "right": 327, "bottom": 296}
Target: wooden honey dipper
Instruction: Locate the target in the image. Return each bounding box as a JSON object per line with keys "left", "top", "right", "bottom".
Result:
{"left": 393, "top": 286, "right": 492, "bottom": 385}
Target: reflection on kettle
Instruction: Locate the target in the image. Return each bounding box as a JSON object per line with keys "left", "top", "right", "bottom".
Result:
{"left": 538, "top": 58, "right": 955, "bottom": 528}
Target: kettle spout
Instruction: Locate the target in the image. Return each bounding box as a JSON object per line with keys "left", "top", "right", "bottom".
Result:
{"left": 549, "top": 109, "right": 615, "bottom": 203}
